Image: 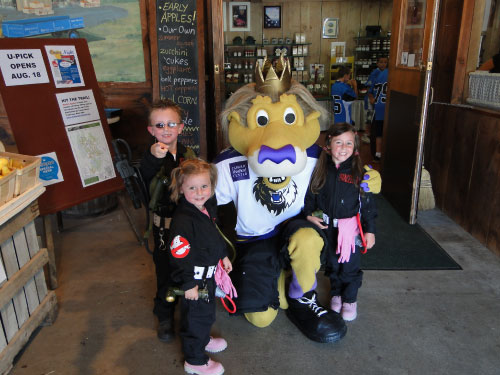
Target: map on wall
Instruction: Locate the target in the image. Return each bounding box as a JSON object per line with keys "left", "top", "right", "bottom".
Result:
{"left": 0, "top": 0, "right": 145, "bottom": 82}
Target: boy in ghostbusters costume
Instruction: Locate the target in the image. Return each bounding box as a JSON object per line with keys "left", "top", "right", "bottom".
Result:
{"left": 214, "top": 57, "right": 381, "bottom": 342}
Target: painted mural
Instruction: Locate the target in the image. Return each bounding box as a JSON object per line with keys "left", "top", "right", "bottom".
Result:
{"left": 0, "top": 0, "right": 145, "bottom": 82}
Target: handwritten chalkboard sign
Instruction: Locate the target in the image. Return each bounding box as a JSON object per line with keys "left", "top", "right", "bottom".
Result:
{"left": 155, "top": 0, "right": 203, "bottom": 154}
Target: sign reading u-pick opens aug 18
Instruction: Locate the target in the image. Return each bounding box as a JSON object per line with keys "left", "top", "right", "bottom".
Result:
{"left": 0, "top": 49, "right": 49, "bottom": 86}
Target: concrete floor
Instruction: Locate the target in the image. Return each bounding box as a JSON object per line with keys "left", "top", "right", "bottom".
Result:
{"left": 7, "top": 194, "right": 500, "bottom": 375}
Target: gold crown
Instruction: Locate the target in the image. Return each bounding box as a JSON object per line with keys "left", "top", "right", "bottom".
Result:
{"left": 255, "top": 55, "right": 291, "bottom": 96}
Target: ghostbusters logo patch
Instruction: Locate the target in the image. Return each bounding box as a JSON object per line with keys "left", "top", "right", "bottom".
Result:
{"left": 170, "top": 235, "right": 190, "bottom": 258}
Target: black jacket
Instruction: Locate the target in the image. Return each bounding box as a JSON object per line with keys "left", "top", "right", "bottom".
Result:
{"left": 304, "top": 156, "right": 377, "bottom": 238}
{"left": 139, "top": 142, "right": 193, "bottom": 217}
{"left": 168, "top": 195, "right": 228, "bottom": 292}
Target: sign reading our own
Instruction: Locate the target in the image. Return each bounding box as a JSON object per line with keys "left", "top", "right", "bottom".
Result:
{"left": 156, "top": 0, "right": 200, "bottom": 153}
{"left": 0, "top": 49, "right": 49, "bottom": 86}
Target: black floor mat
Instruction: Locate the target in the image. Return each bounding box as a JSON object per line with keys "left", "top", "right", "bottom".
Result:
{"left": 361, "top": 195, "right": 461, "bottom": 270}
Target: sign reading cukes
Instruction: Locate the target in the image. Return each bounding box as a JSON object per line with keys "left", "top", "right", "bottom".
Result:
{"left": 156, "top": 0, "right": 200, "bottom": 153}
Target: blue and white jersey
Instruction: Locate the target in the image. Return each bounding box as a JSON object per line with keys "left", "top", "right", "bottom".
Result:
{"left": 331, "top": 81, "right": 357, "bottom": 124}
{"left": 366, "top": 68, "right": 382, "bottom": 90}
{"left": 364, "top": 68, "right": 382, "bottom": 109}
{"left": 214, "top": 145, "right": 321, "bottom": 239}
{"left": 369, "top": 69, "right": 388, "bottom": 121}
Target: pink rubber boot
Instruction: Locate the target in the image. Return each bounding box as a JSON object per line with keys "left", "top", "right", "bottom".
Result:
{"left": 184, "top": 359, "right": 224, "bottom": 375}
{"left": 330, "top": 296, "right": 342, "bottom": 313}
{"left": 341, "top": 302, "right": 358, "bottom": 321}
{"left": 205, "top": 336, "right": 227, "bottom": 353}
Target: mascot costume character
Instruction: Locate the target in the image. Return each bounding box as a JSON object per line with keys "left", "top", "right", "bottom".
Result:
{"left": 214, "top": 56, "right": 381, "bottom": 343}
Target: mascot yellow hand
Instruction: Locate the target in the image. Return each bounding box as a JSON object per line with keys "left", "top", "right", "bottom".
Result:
{"left": 287, "top": 227, "right": 324, "bottom": 293}
{"left": 360, "top": 165, "right": 382, "bottom": 194}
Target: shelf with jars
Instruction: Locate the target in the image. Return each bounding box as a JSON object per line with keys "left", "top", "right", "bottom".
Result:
{"left": 223, "top": 42, "right": 311, "bottom": 97}
{"left": 353, "top": 36, "right": 390, "bottom": 84}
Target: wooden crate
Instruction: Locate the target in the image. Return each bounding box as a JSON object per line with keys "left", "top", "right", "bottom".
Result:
{"left": 0, "top": 171, "right": 15, "bottom": 207}
{"left": 0, "top": 197, "right": 57, "bottom": 375}
{"left": 0, "top": 152, "right": 41, "bottom": 197}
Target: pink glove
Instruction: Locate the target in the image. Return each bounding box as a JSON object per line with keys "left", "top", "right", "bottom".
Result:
{"left": 336, "top": 217, "right": 360, "bottom": 263}
{"left": 215, "top": 261, "right": 238, "bottom": 299}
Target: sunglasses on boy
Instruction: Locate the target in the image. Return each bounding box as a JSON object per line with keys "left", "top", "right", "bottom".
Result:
{"left": 154, "top": 121, "right": 183, "bottom": 129}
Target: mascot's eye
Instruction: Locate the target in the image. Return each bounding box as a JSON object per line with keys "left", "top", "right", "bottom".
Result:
{"left": 283, "top": 107, "right": 296, "bottom": 125}
{"left": 256, "top": 109, "right": 269, "bottom": 127}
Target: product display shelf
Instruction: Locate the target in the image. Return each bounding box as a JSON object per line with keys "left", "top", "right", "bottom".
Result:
{"left": 353, "top": 36, "right": 390, "bottom": 84}
{"left": 224, "top": 42, "right": 311, "bottom": 96}
{"left": 330, "top": 56, "right": 355, "bottom": 87}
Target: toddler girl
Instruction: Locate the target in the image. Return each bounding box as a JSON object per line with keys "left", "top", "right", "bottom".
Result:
{"left": 169, "top": 158, "right": 232, "bottom": 375}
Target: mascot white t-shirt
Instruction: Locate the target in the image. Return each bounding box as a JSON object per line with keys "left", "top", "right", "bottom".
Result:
{"left": 215, "top": 145, "right": 320, "bottom": 239}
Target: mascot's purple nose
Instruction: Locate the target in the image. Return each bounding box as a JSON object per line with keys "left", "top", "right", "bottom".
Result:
{"left": 258, "top": 144, "right": 296, "bottom": 164}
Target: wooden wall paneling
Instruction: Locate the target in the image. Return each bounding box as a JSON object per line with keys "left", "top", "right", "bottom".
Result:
{"left": 360, "top": 0, "right": 392, "bottom": 35}
{"left": 262, "top": 4, "right": 283, "bottom": 42}
{"left": 427, "top": 105, "right": 500, "bottom": 255}
{"left": 421, "top": 0, "right": 435, "bottom": 63}
{"left": 148, "top": 0, "right": 160, "bottom": 101}
{"left": 432, "top": 0, "right": 462, "bottom": 103}
{"left": 426, "top": 104, "right": 456, "bottom": 208}
{"left": 387, "top": 0, "right": 422, "bottom": 96}
{"left": 451, "top": 0, "right": 478, "bottom": 103}
{"left": 100, "top": 86, "right": 152, "bottom": 160}
{"left": 196, "top": 0, "right": 207, "bottom": 159}
{"left": 466, "top": 115, "right": 500, "bottom": 247}
{"left": 379, "top": 0, "right": 394, "bottom": 33}
{"left": 207, "top": 0, "right": 226, "bottom": 157}
{"left": 320, "top": 1, "right": 341, "bottom": 70}
{"left": 140, "top": 0, "right": 152, "bottom": 85}
{"left": 442, "top": 109, "right": 477, "bottom": 227}
{"left": 282, "top": 1, "right": 301, "bottom": 39}
{"left": 251, "top": 3, "right": 264, "bottom": 42}
{"left": 300, "top": 1, "right": 321, "bottom": 66}
{"left": 389, "top": 0, "right": 402, "bottom": 69}
{"left": 486, "top": 160, "right": 500, "bottom": 255}
{"left": 339, "top": 1, "right": 362, "bottom": 56}
{"left": 224, "top": 2, "right": 262, "bottom": 43}
{"left": 220, "top": 0, "right": 394, "bottom": 95}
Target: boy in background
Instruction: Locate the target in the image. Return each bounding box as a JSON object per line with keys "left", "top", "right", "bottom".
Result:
{"left": 331, "top": 66, "right": 358, "bottom": 125}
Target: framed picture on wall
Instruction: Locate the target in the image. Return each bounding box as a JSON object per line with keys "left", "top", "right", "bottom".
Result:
{"left": 264, "top": 6, "right": 281, "bottom": 29}
{"left": 322, "top": 18, "right": 339, "bottom": 38}
{"left": 404, "top": 0, "right": 427, "bottom": 29}
{"left": 229, "top": 2, "right": 251, "bottom": 32}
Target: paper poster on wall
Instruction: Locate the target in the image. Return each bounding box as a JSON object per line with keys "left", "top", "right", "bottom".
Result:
{"left": 0, "top": 49, "right": 49, "bottom": 86}
{"left": 37, "top": 152, "right": 64, "bottom": 187}
{"left": 45, "top": 45, "right": 84, "bottom": 88}
{"left": 56, "top": 89, "right": 99, "bottom": 126}
{"left": 65, "top": 120, "right": 116, "bottom": 187}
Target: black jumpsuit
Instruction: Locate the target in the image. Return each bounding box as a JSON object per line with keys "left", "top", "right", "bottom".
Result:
{"left": 139, "top": 142, "right": 194, "bottom": 322}
{"left": 168, "top": 195, "right": 228, "bottom": 365}
{"left": 304, "top": 156, "right": 377, "bottom": 303}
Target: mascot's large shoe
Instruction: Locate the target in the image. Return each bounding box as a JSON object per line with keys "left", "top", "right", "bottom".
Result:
{"left": 286, "top": 291, "right": 347, "bottom": 343}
